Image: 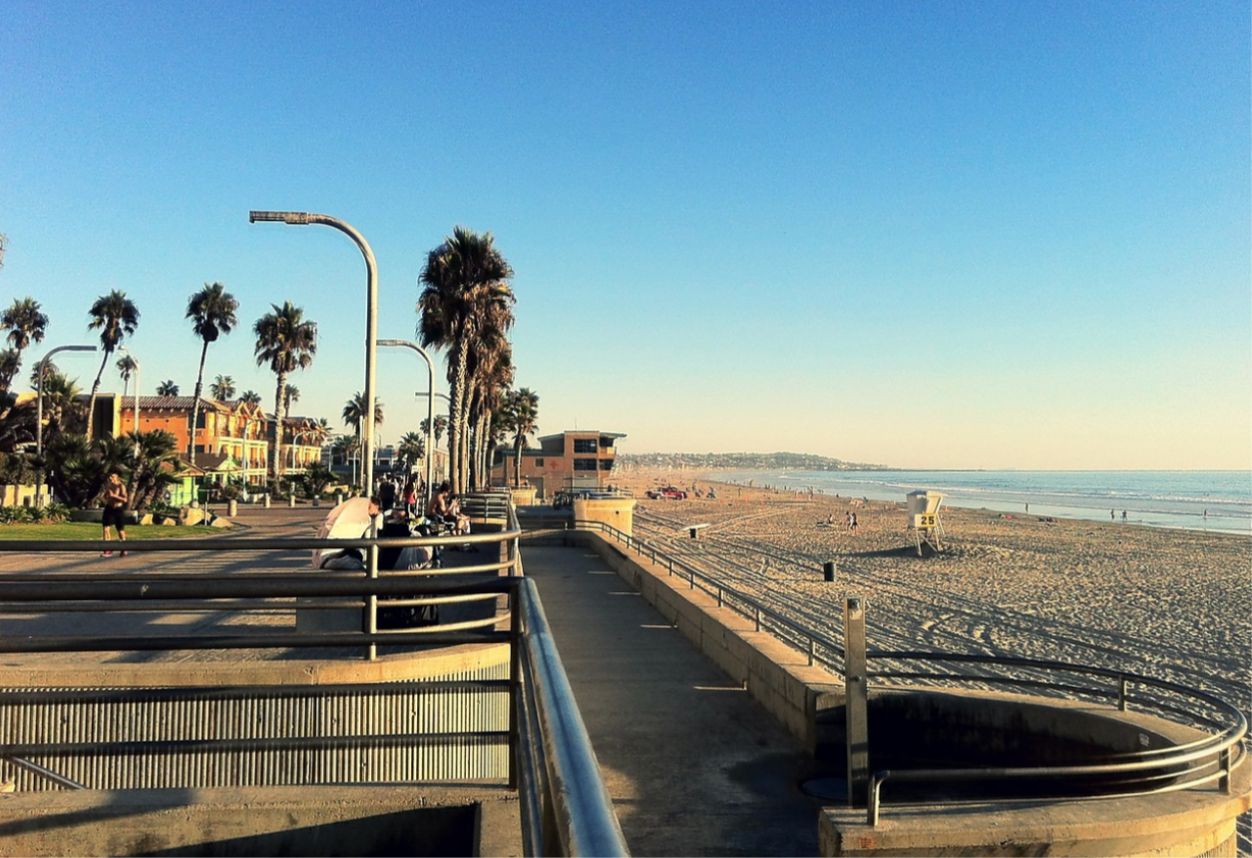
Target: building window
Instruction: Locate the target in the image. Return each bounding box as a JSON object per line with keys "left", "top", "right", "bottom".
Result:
{"left": 534, "top": 458, "right": 544, "bottom": 467}
{"left": 573, "top": 439, "right": 597, "bottom": 454}
{"left": 599, "top": 459, "right": 614, "bottom": 470}
{"left": 573, "top": 458, "right": 598, "bottom": 471}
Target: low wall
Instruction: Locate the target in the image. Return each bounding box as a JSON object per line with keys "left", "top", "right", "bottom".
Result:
{"left": 0, "top": 785, "right": 519, "bottom": 857}
{"left": 565, "top": 529, "right": 841, "bottom": 750}
{"left": 572, "top": 497, "right": 636, "bottom": 538}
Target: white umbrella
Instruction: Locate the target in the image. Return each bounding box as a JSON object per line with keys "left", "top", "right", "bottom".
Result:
{"left": 312, "top": 497, "right": 375, "bottom": 568}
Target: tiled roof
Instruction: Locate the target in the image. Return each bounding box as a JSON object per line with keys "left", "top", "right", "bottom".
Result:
{"left": 130, "top": 396, "right": 232, "bottom": 412}
{"left": 195, "top": 452, "right": 239, "bottom": 471}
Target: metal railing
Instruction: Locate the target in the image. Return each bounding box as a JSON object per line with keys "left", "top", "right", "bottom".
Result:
{"left": 572, "top": 519, "right": 1248, "bottom": 825}
{"left": 572, "top": 519, "right": 845, "bottom": 669}
{"left": 0, "top": 495, "right": 627, "bottom": 857}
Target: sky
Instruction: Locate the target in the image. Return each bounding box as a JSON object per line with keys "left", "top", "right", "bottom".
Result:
{"left": 1, "top": 0, "right": 1248, "bottom": 470}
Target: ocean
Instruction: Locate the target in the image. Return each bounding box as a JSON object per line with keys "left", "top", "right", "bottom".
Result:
{"left": 705, "top": 469, "right": 1252, "bottom": 535}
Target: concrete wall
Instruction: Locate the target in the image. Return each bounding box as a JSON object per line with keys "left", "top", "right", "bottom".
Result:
{"left": 572, "top": 497, "right": 637, "bottom": 538}
{"left": 0, "top": 785, "right": 519, "bottom": 857}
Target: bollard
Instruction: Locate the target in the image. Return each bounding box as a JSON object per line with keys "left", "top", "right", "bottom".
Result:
{"left": 289, "top": 494, "right": 296, "bottom": 508}
{"left": 844, "top": 597, "right": 869, "bottom": 807}
{"left": 312, "top": 496, "right": 321, "bottom": 507}
{"left": 227, "top": 499, "right": 238, "bottom": 517}
{"left": 335, "top": 492, "right": 343, "bottom": 506}
{"left": 823, "top": 561, "right": 837, "bottom": 582}
{"left": 263, "top": 493, "right": 271, "bottom": 509}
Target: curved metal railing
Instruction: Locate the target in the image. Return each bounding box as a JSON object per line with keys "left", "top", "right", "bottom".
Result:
{"left": 0, "top": 494, "right": 628, "bottom": 857}
{"left": 571, "top": 518, "right": 1247, "bottom": 825}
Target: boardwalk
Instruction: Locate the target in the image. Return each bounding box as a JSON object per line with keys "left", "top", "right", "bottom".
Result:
{"left": 523, "top": 544, "right": 822, "bottom": 856}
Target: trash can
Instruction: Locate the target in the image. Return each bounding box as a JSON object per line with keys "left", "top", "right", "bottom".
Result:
{"left": 823, "top": 561, "right": 837, "bottom": 582}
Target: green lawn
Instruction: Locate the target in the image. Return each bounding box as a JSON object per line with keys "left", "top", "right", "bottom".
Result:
{"left": 0, "top": 522, "right": 225, "bottom": 540}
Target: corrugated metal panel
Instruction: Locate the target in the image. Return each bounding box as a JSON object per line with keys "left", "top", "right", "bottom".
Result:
{"left": 0, "top": 663, "right": 510, "bottom": 792}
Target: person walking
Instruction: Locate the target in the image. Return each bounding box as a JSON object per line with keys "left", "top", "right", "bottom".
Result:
{"left": 101, "top": 472, "right": 129, "bottom": 557}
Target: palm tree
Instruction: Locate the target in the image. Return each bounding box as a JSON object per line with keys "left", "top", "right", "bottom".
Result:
{"left": 0, "top": 350, "right": 20, "bottom": 395}
{"left": 468, "top": 337, "right": 513, "bottom": 488}
{"left": 418, "top": 226, "right": 515, "bottom": 492}
{"left": 397, "top": 431, "right": 425, "bottom": 475}
{"left": 2, "top": 298, "right": 49, "bottom": 380}
{"left": 239, "top": 389, "right": 262, "bottom": 407}
{"left": 38, "top": 370, "right": 82, "bottom": 434}
{"left": 342, "top": 392, "right": 384, "bottom": 458}
{"left": 284, "top": 384, "right": 300, "bottom": 413}
{"left": 156, "top": 380, "right": 179, "bottom": 396}
{"left": 116, "top": 354, "right": 138, "bottom": 398}
{"left": 186, "top": 282, "right": 238, "bottom": 466}
{"left": 209, "top": 374, "right": 236, "bottom": 401}
{"left": 420, "top": 415, "right": 449, "bottom": 446}
{"left": 253, "top": 301, "right": 316, "bottom": 485}
{"left": 85, "top": 290, "right": 140, "bottom": 438}
{"left": 506, "top": 387, "right": 539, "bottom": 488}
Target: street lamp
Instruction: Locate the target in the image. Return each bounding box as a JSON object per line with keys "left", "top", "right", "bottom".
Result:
{"left": 35, "top": 344, "right": 97, "bottom": 503}
{"left": 250, "top": 210, "right": 378, "bottom": 495}
{"left": 117, "top": 346, "right": 140, "bottom": 453}
{"left": 378, "top": 338, "right": 437, "bottom": 501}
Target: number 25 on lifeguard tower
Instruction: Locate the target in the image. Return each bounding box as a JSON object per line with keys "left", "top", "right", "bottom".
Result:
{"left": 906, "top": 490, "right": 945, "bottom": 556}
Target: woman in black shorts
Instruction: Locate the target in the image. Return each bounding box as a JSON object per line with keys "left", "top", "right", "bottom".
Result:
{"left": 101, "top": 472, "right": 129, "bottom": 557}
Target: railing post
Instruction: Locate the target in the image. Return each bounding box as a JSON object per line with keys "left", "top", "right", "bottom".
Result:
{"left": 844, "top": 596, "right": 869, "bottom": 807}
{"left": 1219, "top": 747, "right": 1232, "bottom": 794}
{"left": 1118, "top": 675, "right": 1129, "bottom": 711}
{"left": 508, "top": 583, "right": 521, "bottom": 790}
{"left": 366, "top": 520, "right": 379, "bottom": 662}
{"left": 754, "top": 606, "right": 760, "bottom": 631}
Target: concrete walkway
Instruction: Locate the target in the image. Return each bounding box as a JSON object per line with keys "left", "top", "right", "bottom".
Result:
{"left": 523, "top": 544, "right": 823, "bottom": 857}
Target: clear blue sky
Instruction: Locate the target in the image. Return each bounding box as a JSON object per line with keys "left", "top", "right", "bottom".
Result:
{"left": 2, "top": 0, "right": 1248, "bottom": 469}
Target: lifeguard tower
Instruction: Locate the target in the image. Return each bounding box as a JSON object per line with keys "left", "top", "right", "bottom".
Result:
{"left": 906, "top": 490, "right": 945, "bottom": 556}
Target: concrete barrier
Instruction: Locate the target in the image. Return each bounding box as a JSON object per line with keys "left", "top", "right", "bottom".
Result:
{"left": 572, "top": 496, "right": 636, "bottom": 537}
{"left": 0, "top": 785, "right": 520, "bottom": 857}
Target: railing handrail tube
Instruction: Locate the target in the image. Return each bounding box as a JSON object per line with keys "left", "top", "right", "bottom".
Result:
{"left": 518, "top": 576, "right": 629, "bottom": 857}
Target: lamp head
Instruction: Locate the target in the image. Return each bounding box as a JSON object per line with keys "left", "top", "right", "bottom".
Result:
{"left": 249, "top": 210, "right": 311, "bottom": 225}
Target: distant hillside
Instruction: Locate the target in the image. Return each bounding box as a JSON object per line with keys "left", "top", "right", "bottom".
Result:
{"left": 617, "top": 452, "right": 888, "bottom": 471}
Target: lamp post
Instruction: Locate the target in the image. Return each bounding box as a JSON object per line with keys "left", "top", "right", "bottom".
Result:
{"left": 378, "top": 338, "right": 437, "bottom": 501}
{"left": 117, "top": 346, "right": 140, "bottom": 454}
{"left": 250, "top": 210, "right": 377, "bottom": 495}
{"left": 35, "top": 344, "right": 97, "bottom": 504}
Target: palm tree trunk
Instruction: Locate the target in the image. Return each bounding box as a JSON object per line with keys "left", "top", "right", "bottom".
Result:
{"left": 465, "top": 391, "right": 475, "bottom": 490}
{"left": 271, "top": 374, "right": 287, "bottom": 487}
{"left": 514, "top": 436, "right": 523, "bottom": 488}
{"left": 85, "top": 350, "right": 110, "bottom": 440}
{"left": 448, "top": 340, "right": 469, "bottom": 493}
{"left": 189, "top": 340, "right": 209, "bottom": 467}
{"left": 475, "top": 411, "right": 489, "bottom": 489}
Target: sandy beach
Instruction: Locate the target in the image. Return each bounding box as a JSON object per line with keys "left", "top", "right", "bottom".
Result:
{"left": 612, "top": 468, "right": 1252, "bottom": 716}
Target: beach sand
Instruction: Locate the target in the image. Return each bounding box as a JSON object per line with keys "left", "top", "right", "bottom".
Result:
{"left": 612, "top": 468, "right": 1252, "bottom": 715}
